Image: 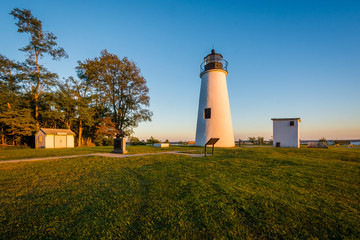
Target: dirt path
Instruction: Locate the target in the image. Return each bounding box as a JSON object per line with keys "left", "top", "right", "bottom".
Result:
{"left": 0, "top": 151, "right": 204, "bottom": 164}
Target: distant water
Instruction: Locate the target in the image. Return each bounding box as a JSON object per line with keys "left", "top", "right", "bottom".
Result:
{"left": 351, "top": 141, "right": 360, "bottom": 145}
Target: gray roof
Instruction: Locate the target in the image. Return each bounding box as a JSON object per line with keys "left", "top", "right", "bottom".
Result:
{"left": 40, "top": 128, "right": 75, "bottom": 135}
{"left": 271, "top": 118, "right": 301, "bottom": 121}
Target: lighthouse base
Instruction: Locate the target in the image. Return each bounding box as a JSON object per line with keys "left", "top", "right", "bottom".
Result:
{"left": 195, "top": 134, "right": 235, "bottom": 147}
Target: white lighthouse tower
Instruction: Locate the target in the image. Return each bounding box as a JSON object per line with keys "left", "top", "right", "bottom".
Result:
{"left": 195, "top": 49, "right": 235, "bottom": 147}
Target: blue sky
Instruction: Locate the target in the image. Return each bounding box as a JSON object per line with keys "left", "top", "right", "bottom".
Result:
{"left": 1, "top": 0, "right": 359, "bottom": 141}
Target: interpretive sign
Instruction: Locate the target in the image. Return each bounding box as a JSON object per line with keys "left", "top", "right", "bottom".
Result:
{"left": 205, "top": 138, "right": 220, "bottom": 157}
{"left": 113, "top": 138, "right": 128, "bottom": 154}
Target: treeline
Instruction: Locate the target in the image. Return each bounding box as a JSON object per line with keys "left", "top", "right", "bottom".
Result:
{"left": 245, "top": 136, "right": 272, "bottom": 145}
{"left": 129, "top": 136, "right": 168, "bottom": 145}
{"left": 0, "top": 8, "right": 152, "bottom": 147}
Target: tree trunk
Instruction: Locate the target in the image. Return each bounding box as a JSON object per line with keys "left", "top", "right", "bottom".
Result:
{"left": 35, "top": 53, "right": 40, "bottom": 129}
{"left": 34, "top": 54, "right": 40, "bottom": 149}
{"left": 1, "top": 127, "right": 4, "bottom": 146}
{"left": 78, "top": 119, "right": 82, "bottom": 147}
{"left": 34, "top": 93, "right": 39, "bottom": 131}
{"left": 34, "top": 93, "right": 39, "bottom": 149}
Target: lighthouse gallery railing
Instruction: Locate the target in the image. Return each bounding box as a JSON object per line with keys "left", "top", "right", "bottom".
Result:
{"left": 200, "top": 58, "right": 228, "bottom": 74}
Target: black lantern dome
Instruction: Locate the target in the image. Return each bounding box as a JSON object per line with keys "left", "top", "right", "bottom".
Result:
{"left": 200, "top": 49, "right": 228, "bottom": 75}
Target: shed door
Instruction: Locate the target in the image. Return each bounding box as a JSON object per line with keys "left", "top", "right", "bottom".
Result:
{"left": 54, "top": 135, "right": 67, "bottom": 148}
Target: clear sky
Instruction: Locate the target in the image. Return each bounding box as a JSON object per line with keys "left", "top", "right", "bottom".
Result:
{"left": 1, "top": 0, "right": 359, "bottom": 141}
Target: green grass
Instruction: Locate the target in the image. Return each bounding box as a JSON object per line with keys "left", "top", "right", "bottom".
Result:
{"left": 0, "top": 145, "right": 202, "bottom": 161}
{"left": 1, "top": 147, "right": 359, "bottom": 239}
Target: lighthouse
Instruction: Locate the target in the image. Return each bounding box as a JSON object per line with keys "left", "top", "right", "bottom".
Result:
{"left": 195, "top": 49, "right": 235, "bottom": 147}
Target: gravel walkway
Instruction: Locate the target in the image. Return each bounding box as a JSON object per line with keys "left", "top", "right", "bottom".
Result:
{"left": 0, "top": 151, "right": 204, "bottom": 164}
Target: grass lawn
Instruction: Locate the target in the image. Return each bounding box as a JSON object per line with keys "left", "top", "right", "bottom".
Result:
{"left": 1, "top": 147, "right": 359, "bottom": 239}
{"left": 0, "top": 145, "right": 203, "bottom": 161}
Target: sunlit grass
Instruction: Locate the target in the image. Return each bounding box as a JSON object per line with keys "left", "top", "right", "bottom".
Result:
{"left": 1, "top": 147, "right": 359, "bottom": 239}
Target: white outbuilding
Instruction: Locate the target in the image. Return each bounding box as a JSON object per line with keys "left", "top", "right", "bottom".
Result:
{"left": 272, "top": 118, "right": 301, "bottom": 148}
{"left": 35, "top": 128, "right": 75, "bottom": 149}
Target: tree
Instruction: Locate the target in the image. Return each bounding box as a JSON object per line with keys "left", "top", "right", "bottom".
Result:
{"left": 319, "top": 137, "right": 327, "bottom": 143}
{"left": 129, "top": 136, "right": 141, "bottom": 145}
{"left": 268, "top": 136, "right": 273, "bottom": 145}
{"left": 10, "top": 8, "right": 67, "bottom": 133}
{"left": 248, "top": 137, "right": 256, "bottom": 144}
{"left": 0, "top": 109, "right": 34, "bottom": 146}
{"left": 95, "top": 117, "right": 120, "bottom": 139}
{"left": 0, "top": 55, "right": 34, "bottom": 145}
{"left": 257, "top": 136, "right": 264, "bottom": 145}
{"left": 53, "top": 76, "right": 95, "bottom": 146}
{"left": 54, "top": 81, "right": 77, "bottom": 130}
{"left": 146, "top": 136, "right": 160, "bottom": 145}
{"left": 77, "top": 50, "right": 152, "bottom": 138}
{"left": 72, "top": 74, "right": 96, "bottom": 146}
{"left": 35, "top": 91, "right": 60, "bottom": 128}
{"left": 0, "top": 55, "right": 23, "bottom": 106}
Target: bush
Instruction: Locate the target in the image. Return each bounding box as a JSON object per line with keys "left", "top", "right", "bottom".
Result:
{"left": 146, "top": 136, "right": 160, "bottom": 145}
{"left": 129, "top": 136, "right": 146, "bottom": 145}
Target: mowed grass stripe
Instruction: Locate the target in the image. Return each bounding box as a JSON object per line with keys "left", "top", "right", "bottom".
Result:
{"left": 1, "top": 147, "right": 359, "bottom": 239}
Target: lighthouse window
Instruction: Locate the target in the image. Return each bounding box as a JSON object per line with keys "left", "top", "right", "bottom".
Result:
{"left": 290, "top": 121, "right": 294, "bottom": 126}
{"left": 204, "top": 108, "right": 211, "bottom": 119}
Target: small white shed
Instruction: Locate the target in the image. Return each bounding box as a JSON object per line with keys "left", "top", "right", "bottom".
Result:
{"left": 35, "top": 128, "right": 75, "bottom": 149}
{"left": 272, "top": 118, "right": 301, "bottom": 148}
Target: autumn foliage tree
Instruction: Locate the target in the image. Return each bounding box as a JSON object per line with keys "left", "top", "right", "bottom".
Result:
{"left": 77, "top": 50, "right": 152, "bottom": 138}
